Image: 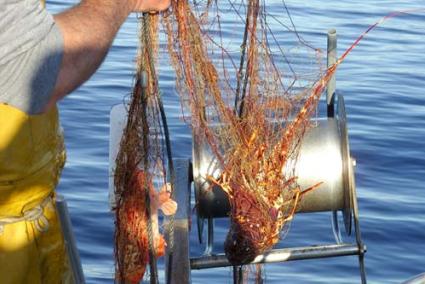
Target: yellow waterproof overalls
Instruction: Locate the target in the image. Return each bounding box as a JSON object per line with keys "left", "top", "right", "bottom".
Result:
{"left": 0, "top": 104, "right": 72, "bottom": 283}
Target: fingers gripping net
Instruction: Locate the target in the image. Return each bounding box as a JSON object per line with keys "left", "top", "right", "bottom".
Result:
{"left": 164, "top": 0, "right": 325, "bottom": 264}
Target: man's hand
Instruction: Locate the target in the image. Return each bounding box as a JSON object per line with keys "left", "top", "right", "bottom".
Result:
{"left": 44, "top": 0, "right": 170, "bottom": 112}
{"left": 131, "top": 0, "right": 171, "bottom": 13}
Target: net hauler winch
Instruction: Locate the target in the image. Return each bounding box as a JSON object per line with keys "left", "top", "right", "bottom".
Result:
{"left": 108, "top": 29, "right": 367, "bottom": 283}
{"left": 163, "top": 29, "right": 367, "bottom": 284}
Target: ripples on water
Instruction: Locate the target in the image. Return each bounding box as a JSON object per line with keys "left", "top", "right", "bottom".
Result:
{"left": 47, "top": 1, "right": 425, "bottom": 283}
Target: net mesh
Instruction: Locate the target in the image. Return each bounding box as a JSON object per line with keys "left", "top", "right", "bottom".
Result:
{"left": 112, "top": 0, "right": 399, "bottom": 282}
{"left": 114, "top": 14, "right": 167, "bottom": 283}
{"left": 163, "top": 0, "right": 324, "bottom": 264}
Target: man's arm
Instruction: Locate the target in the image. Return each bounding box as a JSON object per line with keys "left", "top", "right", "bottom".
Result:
{"left": 44, "top": 0, "right": 169, "bottom": 111}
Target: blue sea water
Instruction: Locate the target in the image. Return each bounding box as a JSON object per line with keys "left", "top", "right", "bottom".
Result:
{"left": 47, "top": 1, "right": 425, "bottom": 283}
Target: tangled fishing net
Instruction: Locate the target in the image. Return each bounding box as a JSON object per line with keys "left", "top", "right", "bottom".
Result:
{"left": 113, "top": 0, "right": 394, "bottom": 282}
{"left": 114, "top": 14, "right": 175, "bottom": 283}
{"left": 164, "top": 0, "right": 326, "bottom": 265}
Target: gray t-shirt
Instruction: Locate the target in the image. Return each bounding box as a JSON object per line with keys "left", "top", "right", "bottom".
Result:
{"left": 0, "top": 0, "right": 64, "bottom": 114}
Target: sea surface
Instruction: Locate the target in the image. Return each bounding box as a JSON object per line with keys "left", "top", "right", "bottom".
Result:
{"left": 47, "top": 1, "right": 425, "bottom": 283}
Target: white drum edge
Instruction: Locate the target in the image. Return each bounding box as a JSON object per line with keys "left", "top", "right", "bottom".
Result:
{"left": 109, "top": 103, "right": 128, "bottom": 209}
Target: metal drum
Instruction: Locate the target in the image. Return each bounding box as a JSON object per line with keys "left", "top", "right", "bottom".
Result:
{"left": 192, "top": 98, "right": 354, "bottom": 221}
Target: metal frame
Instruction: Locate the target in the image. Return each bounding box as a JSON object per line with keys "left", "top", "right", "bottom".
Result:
{"left": 56, "top": 195, "right": 86, "bottom": 284}
{"left": 191, "top": 243, "right": 363, "bottom": 270}
{"left": 165, "top": 160, "right": 192, "bottom": 284}
{"left": 165, "top": 157, "right": 367, "bottom": 283}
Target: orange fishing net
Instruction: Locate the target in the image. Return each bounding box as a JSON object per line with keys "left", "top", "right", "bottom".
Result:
{"left": 113, "top": 1, "right": 403, "bottom": 282}
{"left": 114, "top": 14, "right": 174, "bottom": 283}
{"left": 164, "top": 0, "right": 324, "bottom": 264}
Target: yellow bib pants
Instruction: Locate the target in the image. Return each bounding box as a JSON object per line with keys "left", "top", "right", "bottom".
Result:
{"left": 0, "top": 104, "right": 72, "bottom": 283}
